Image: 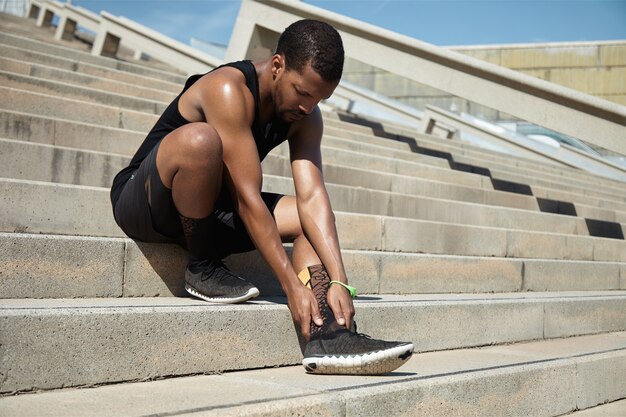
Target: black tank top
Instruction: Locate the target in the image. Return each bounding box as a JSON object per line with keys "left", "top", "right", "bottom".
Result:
{"left": 110, "top": 60, "right": 290, "bottom": 206}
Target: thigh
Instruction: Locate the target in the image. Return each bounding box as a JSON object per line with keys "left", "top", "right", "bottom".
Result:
{"left": 113, "top": 141, "right": 183, "bottom": 243}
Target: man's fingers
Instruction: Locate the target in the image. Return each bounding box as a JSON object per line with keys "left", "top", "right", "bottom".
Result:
{"left": 301, "top": 313, "right": 311, "bottom": 340}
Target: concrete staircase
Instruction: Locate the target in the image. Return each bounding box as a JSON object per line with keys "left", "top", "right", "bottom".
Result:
{"left": 1, "top": 12, "right": 625, "bottom": 416}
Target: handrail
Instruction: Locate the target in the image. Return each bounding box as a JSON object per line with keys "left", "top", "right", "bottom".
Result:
{"left": 422, "top": 106, "right": 626, "bottom": 182}
{"left": 227, "top": 0, "right": 625, "bottom": 155}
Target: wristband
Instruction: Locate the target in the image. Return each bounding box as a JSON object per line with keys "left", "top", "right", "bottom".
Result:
{"left": 330, "top": 281, "right": 357, "bottom": 299}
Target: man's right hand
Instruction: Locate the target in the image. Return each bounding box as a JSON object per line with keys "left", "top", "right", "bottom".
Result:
{"left": 286, "top": 284, "right": 324, "bottom": 341}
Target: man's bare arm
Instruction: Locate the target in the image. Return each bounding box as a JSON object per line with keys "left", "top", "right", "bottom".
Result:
{"left": 289, "top": 107, "right": 355, "bottom": 328}
{"left": 197, "top": 72, "right": 323, "bottom": 338}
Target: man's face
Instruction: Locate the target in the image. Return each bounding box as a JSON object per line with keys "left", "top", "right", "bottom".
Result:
{"left": 272, "top": 56, "right": 339, "bottom": 123}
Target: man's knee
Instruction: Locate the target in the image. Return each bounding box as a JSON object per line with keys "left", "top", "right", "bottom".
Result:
{"left": 181, "top": 123, "right": 223, "bottom": 164}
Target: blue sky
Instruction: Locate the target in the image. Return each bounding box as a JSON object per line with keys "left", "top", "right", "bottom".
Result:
{"left": 71, "top": 0, "right": 626, "bottom": 47}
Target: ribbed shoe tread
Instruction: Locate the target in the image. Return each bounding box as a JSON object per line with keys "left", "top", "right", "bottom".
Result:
{"left": 303, "top": 342, "right": 414, "bottom": 375}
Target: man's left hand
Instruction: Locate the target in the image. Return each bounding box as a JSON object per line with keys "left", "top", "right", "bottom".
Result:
{"left": 327, "top": 282, "right": 355, "bottom": 330}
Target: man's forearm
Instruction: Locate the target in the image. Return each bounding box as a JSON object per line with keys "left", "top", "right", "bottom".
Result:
{"left": 297, "top": 192, "right": 348, "bottom": 284}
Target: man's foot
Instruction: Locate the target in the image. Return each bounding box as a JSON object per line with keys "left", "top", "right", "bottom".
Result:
{"left": 184, "top": 259, "right": 260, "bottom": 303}
{"left": 302, "top": 324, "right": 414, "bottom": 375}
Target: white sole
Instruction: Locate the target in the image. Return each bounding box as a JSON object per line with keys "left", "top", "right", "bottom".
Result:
{"left": 302, "top": 343, "right": 414, "bottom": 375}
{"left": 185, "top": 284, "right": 260, "bottom": 304}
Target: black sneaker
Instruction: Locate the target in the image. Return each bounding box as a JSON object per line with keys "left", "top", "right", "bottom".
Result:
{"left": 184, "top": 259, "right": 259, "bottom": 303}
{"left": 302, "top": 324, "right": 414, "bottom": 375}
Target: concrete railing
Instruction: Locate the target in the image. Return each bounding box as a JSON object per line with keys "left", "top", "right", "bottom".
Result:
{"left": 92, "top": 12, "right": 222, "bottom": 74}
{"left": 422, "top": 105, "right": 626, "bottom": 182}
{"left": 53, "top": 2, "right": 99, "bottom": 41}
{"left": 226, "top": 0, "right": 626, "bottom": 156}
{"left": 26, "top": 0, "right": 223, "bottom": 74}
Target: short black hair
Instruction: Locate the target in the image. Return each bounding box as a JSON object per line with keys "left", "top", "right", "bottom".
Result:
{"left": 275, "top": 19, "right": 344, "bottom": 82}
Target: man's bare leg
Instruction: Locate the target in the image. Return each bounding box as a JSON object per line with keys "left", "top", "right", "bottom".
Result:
{"left": 274, "top": 195, "right": 351, "bottom": 328}
{"left": 156, "top": 122, "right": 223, "bottom": 219}
{"left": 273, "top": 195, "right": 414, "bottom": 375}
{"left": 156, "top": 122, "right": 259, "bottom": 303}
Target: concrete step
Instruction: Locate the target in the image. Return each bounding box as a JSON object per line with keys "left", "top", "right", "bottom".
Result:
{"left": 1, "top": 331, "right": 624, "bottom": 415}
{"left": 0, "top": 55, "right": 177, "bottom": 102}
{"left": 325, "top": 124, "right": 626, "bottom": 199}
{"left": 4, "top": 83, "right": 625, "bottom": 208}
{"left": 1, "top": 292, "right": 625, "bottom": 393}
{"left": 9, "top": 62, "right": 622, "bottom": 200}
{"left": 329, "top": 121, "right": 625, "bottom": 188}
{"left": 0, "top": 86, "right": 158, "bottom": 131}
{"left": 0, "top": 90, "right": 496, "bottom": 190}
{"left": 2, "top": 178, "right": 625, "bottom": 261}
{"left": 5, "top": 137, "right": 620, "bottom": 238}
{"left": 0, "top": 29, "right": 187, "bottom": 83}
{"left": 4, "top": 109, "right": 623, "bottom": 223}
{"left": 329, "top": 119, "right": 626, "bottom": 195}
{"left": 0, "top": 69, "right": 167, "bottom": 114}
{"left": 3, "top": 56, "right": 624, "bottom": 201}
{"left": 2, "top": 232, "right": 623, "bottom": 299}
{"left": 0, "top": 43, "right": 182, "bottom": 93}
{"left": 0, "top": 110, "right": 541, "bottom": 214}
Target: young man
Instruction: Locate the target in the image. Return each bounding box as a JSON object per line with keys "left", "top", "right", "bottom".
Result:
{"left": 110, "top": 19, "right": 413, "bottom": 374}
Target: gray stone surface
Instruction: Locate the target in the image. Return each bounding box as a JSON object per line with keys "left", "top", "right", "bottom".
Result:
{"left": 0, "top": 232, "right": 125, "bottom": 298}
{"left": 3, "top": 294, "right": 624, "bottom": 393}
{"left": 544, "top": 298, "right": 626, "bottom": 338}
{"left": 0, "top": 70, "right": 166, "bottom": 114}
{"left": 506, "top": 229, "right": 594, "bottom": 260}
{"left": 0, "top": 138, "right": 129, "bottom": 188}
{"left": 0, "top": 43, "right": 182, "bottom": 93}
{"left": 575, "top": 350, "right": 626, "bottom": 410}
{"left": 0, "top": 178, "right": 123, "bottom": 237}
{"left": 0, "top": 374, "right": 341, "bottom": 417}
{"left": 123, "top": 241, "right": 188, "bottom": 297}
{"left": 342, "top": 362, "right": 576, "bottom": 417}
{"left": 0, "top": 137, "right": 617, "bottom": 239}
{"left": 0, "top": 298, "right": 301, "bottom": 393}
{"left": 379, "top": 253, "right": 522, "bottom": 293}
{"left": 1, "top": 86, "right": 157, "bottom": 132}
{"left": 523, "top": 259, "right": 621, "bottom": 291}
{"left": 383, "top": 218, "right": 507, "bottom": 256}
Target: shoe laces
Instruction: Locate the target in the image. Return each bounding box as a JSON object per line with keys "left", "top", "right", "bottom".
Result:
{"left": 196, "top": 259, "right": 238, "bottom": 283}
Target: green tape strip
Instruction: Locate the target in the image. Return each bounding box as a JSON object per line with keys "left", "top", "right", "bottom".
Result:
{"left": 330, "top": 281, "right": 357, "bottom": 299}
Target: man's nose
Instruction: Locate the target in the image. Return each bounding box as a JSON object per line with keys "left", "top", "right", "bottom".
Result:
{"left": 299, "top": 101, "right": 317, "bottom": 115}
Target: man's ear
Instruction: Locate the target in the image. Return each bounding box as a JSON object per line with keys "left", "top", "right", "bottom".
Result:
{"left": 271, "top": 54, "right": 285, "bottom": 79}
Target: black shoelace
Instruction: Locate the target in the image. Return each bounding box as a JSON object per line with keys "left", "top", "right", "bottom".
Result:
{"left": 196, "top": 260, "right": 238, "bottom": 283}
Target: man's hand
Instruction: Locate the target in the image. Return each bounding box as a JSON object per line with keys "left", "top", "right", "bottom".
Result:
{"left": 286, "top": 284, "right": 324, "bottom": 340}
{"left": 327, "top": 283, "right": 355, "bottom": 330}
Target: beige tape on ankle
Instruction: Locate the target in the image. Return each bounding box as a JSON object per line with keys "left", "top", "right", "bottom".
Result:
{"left": 298, "top": 267, "right": 312, "bottom": 288}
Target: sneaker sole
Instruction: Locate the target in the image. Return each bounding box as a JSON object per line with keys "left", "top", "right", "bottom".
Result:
{"left": 302, "top": 343, "right": 414, "bottom": 375}
{"left": 185, "top": 284, "right": 260, "bottom": 304}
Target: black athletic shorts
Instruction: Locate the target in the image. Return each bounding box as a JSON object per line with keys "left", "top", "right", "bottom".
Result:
{"left": 112, "top": 140, "right": 284, "bottom": 259}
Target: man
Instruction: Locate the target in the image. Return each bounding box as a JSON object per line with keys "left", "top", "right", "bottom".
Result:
{"left": 110, "top": 19, "right": 413, "bottom": 375}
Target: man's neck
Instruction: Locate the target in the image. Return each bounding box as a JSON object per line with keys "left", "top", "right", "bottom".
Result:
{"left": 253, "top": 59, "right": 276, "bottom": 125}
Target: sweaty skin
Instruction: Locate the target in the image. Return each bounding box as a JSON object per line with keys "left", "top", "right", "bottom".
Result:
{"left": 158, "top": 55, "right": 354, "bottom": 340}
